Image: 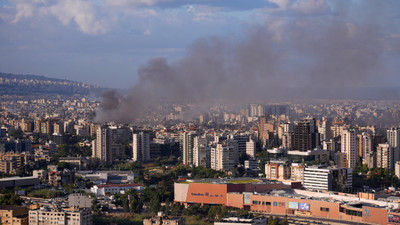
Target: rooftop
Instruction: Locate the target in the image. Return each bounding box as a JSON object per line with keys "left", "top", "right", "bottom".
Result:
{"left": 178, "top": 177, "right": 278, "bottom": 184}
{"left": 97, "top": 183, "right": 142, "bottom": 188}
{"left": 0, "top": 176, "right": 38, "bottom": 181}
{"left": 251, "top": 189, "right": 399, "bottom": 210}
{"left": 0, "top": 206, "right": 28, "bottom": 211}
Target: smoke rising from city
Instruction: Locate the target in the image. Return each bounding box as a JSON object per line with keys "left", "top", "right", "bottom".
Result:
{"left": 96, "top": 4, "right": 398, "bottom": 123}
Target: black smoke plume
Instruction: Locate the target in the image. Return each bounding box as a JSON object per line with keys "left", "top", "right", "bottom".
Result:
{"left": 95, "top": 2, "right": 399, "bottom": 123}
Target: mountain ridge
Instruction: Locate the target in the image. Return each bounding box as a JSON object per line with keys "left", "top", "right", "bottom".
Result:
{"left": 0, "top": 72, "right": 106, "bottom": 97}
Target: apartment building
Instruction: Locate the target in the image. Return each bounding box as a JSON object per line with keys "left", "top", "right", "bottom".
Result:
{"left": 29, "top": 206, "right": 92, "bottom": 225}
{"left": 0, "top": 206, "right": 29, "bottom": 225}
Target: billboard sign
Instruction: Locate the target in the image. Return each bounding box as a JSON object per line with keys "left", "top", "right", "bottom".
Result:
{"left": 243, "top": 192, "right": 252, "bottom": 204}
{"left": 388, "top": 214, "right": 400, "bottom": 223}
{"left": 289, "top": 202, "right": 298, "bottom": 209}
{"left": 300, "top": 203, "right": 310, "bottom": 211}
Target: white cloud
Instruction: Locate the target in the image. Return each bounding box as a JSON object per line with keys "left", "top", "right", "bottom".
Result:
{"left": 10, "top": 0, "right": 47, "bottom": 23}
{"left": 290, "top": 0, "right": 328, "bottom": 14}
{"left": 104, "top": 0, "right": 163, "bottom": 7}
{"left": 185, "top": 5, "right": 220, "bottom": 22}
{"left": 46, "top": 0, "right": 107, "bottom": 35}
{"left": 9, "top": 0, "right": 107, "bottom": 35}
{"left": 390, "top": 34, "right": 400, "bottom": 38}
{"left": 144, "top": 29, "right": 151, "bottom": 35}
{"left": 268, "top": 0, "right": 328, "bottom": 14}
{"left": 269, "top": 0, "right": 290, "bottom": 11}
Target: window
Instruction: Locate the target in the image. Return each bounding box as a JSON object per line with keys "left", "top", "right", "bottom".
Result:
{"left": 345, "top": 209, "right": 362, "bottom": 217}
{"left": 266, "top": 202, "right": 271, "bottom": 206}
{"left": 320, "top": 207, "right": 329, "bottom": 212}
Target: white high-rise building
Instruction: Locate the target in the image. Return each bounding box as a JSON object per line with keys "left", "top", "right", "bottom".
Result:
{"left": 249, "top": 104, "right": 259, "bottom": 117}
{"left": 193, "top": 136, "right": 210, "bottom": 167}
{"left": 211, "top": 141, "right": 238, "bottom": 171}
{"left": 132, "top": 131, "right": 150, "bottom": 162}
{"left": 303, "top": 166, "right": 352, "bottom": 191}
{"left": 317, "top": 117, "right": 330, "bottom": 142}
{"left": 341, "top": 129, "right": 357, "bottom": 169}
{"left": 246, "top": 139, "right": 256, "bottom": 158}
{"left": 377, "top": 143, "right": 394, "bottom": 170}
{"left": 281, "top": 123, "right": 293, "bottom": 149}
{"left": 387, "top": 128, "right": 400, "bottom": 162}
{"left": 395, "top": 161, "right": 400, "bottom": 178}
{"left": 257, "top": 104, "right": 264, "bottom": 117}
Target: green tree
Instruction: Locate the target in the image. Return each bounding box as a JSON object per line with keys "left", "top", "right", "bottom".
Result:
{"left": 0, "top": 193, "right": 23, "bottom": 205}
{"left": 362, "top": 164, "right": 369, "bottom": 174}
{"left": 235, "top": 209, "right": 249, "bottom": 217}
{"left": 149, "top": 196, "right": 161, "bottom": 214}
{"left": 9, "top": 128, "right": 23, "bottom": 139}
{"left": 208, "top": 206, "right": 221, "bottom": 220}
{"left": 220, "top": 206, "right": 228, "bottom": 219}
{"left": 130, "top": 198, "right": 143, "bottom": 213}
{"left": 207, "top": 205, "right": 228, "bottom": 221}
{"left": 163, "top": 199, "right": 171, "bottom": 214}
{"left": 141, "top": 187, "right": 158, "bottom": 203}
{"left": 281, "top": 215, "right": 289, "bottom": 225}
{"left": 82, "top": 146, "right": 92, "bottom": 157}
{"left": 58, "top": 162, "right": 68, "bottom": 170}
{"left": 156, "top": 180, "right": 173, "bottom": 202}
{"left": 170, "top": 203, "right": 184, "bottom": 216}
{"left": 267, "top": 216, "right": 278, "bottom": 225}
{"left": 384, "top": 169, "right": 390, "bottom": 178}
{"left": 91, "top": 198, "right": 101, "bottom": 215}
{"left": 127, "top": 189, "right": 143, "bottom": 213}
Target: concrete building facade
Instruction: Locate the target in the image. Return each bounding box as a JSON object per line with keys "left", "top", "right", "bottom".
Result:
{"left": 0, "top": 206, "right": 28, "bottom": 225}
{"left": 377, "top": 143, "right": 394, "bottom": 170}
{"left": 132, "top": 131, "right": 151, "bottom": 162}
{"left": 303, "top": 166, "right": 352, "bottom": 191}
{"left": 29, "top": 206, "right": 92, "bottom": 225}
{"left": 211, "top": 141, "right": 238, "bottom": 171}
{"left": 193, "top": 136, "right": 210, "bottom": 168}
{"left": 341, "top": 129, "right": 357, "bottom": 169}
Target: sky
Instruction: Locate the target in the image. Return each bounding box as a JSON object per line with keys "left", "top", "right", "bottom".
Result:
{"left": 0, "top": 0, "right": 400, "bottom": 91}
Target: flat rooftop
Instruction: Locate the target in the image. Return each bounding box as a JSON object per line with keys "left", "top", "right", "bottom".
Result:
{"left": 0, "top": 176, "right": 37, "bottom": 181}
{"left": 250, "top": 189, "right": 399, "bottom": 210}
{"left": 179, "top": 178, "right": 275, "bottom": 184}
{"left": 0, "top": 206, "right": 28, "bottom": 211}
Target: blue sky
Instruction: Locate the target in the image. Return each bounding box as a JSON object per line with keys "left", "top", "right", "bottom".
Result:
{"left": 0, "top": 0, "right": 399, "bottom": 89}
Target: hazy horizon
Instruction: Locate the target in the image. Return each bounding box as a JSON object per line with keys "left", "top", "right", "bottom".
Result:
{"left": 1, "top": 0, "right": 400, "bottom": 89}
{"left": 2, "top": 0, "right": 400, "bottom": 122}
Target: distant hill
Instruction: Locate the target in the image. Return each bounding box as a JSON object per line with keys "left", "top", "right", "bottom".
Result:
{"left": 0, "top": 72, "right": 105, "bottom": 97}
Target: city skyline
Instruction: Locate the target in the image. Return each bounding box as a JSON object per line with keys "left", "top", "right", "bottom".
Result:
{"left": 0, "top": 0, "right": 399, "bottom": 91}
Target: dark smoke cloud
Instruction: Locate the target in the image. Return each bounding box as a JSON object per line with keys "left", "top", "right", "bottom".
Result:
{"left": 95, "top": 3, "right": 399, "bottom": 123}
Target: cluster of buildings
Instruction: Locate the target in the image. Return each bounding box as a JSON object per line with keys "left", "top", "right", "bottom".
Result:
{"left": 0, "top": 151, "right": 26, "bottom": 174}
{"left": 3, "top": 96, "right": 400, "bottom": 224}
{"left": 0, "top": 194, "right": 93, "bottom": 225}
{"left": 91, "top": 125, "right": 163, "bottom": 163}
{"left": 264, "top": 161, "right": 352, "bottom": 192}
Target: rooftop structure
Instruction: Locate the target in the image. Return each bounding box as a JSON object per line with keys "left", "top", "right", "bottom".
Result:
{"left": 215, "top": 217, "right": 267, "bottom": 225}
{"left": 90, "top": 183, "right": 143, "bottom": 196}
{"left": 0, "top": 176, "right": 39, "bottom": 188}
